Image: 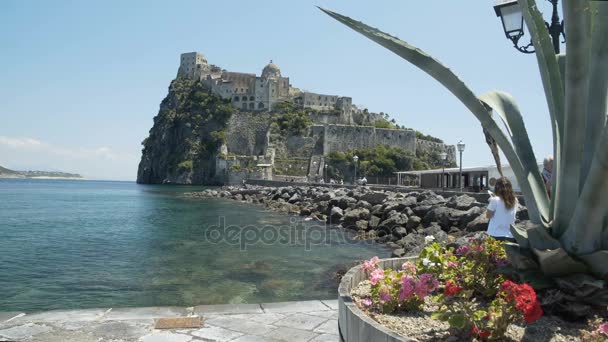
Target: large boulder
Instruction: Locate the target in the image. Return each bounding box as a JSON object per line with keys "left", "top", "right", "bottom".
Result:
{"left": 287, "top": 193, "right": 300, "bottom": 204}
{"left": 378, "top": 213, "right": 409, "bottom": 231}
{"left": 397, "top": 233, "right": 426, "bottom": 256}
{"left": 459, "top": 206, "right": 484, "bottom": 228}
{"left": 356, "top": 200, "right": 373, "bottom": 210}
{"left": 316, "top": 192, "right": 335, "bottom": 201}
{"left": 343, "top": 208, "right": 371, "bottom": 225}
{"left": 446, "top": 195, "right": 477, "bottom": 211}
{"left": 369, "top": 215, "right": 382, "bottom": 229}
{"left": 420, "top": 223, "right": 449, "bottom": 243}
{"left": 406, "top": 216, "right": 422, "bottom": 230}
{"left": 423, "top": 207, "right": 467, "bottom": 229}
{"left": 466, "top": 211, "right": 489, "bottom": 232}
{"left": 412, "top": 205, "right": 433, "bottom": 217}
{"left": 392, "top": 226, "right": 409, "bottom": 239}
{"left": 382, "top": 201, "right": 408, "bottom": 214}
{"left": 360, "top": 192, "right": 388, "bottom": 205}
{"left": 328, "top": 206, "right": 344, "bottom": 223}
{"left": 355, "top": 220, "right": 369, "bottom": 231}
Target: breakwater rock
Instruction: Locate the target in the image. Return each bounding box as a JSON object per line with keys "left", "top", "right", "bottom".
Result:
{"left": 189, "top": 185, "right": 528, "bottom": 256}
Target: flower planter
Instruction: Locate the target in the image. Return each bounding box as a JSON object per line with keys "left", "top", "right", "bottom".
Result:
{"left": 338, "top": 256, "right": 417, "bottom": 342}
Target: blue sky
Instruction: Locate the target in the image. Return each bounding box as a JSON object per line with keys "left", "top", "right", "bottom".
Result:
{"left": 0, "top": 0, "right": 557, "bottom": 180}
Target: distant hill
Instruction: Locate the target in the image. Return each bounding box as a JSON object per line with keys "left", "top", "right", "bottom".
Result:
{"left": 0, "top": 165, "right": 82, "bottom": 179}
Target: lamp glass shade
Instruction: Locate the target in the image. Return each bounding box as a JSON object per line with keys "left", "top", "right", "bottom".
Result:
{"left": 495, "top": 1, "right": 524, "bottom": 38}
{"left": 439, "top": 152, "right": 448, "bottom": 160}
{"left": 353, "top": 155, "right": 359, "bottom": 162}
{"left": 457, "top": 141, "right": 466, "bottom": 152}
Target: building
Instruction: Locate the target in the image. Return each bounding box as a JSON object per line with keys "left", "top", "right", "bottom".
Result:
{"left": 176, "top": 52, "right": 352, "bottom": 114}
{"left": 395, "top": 163, "right": 544, "bottom": 193}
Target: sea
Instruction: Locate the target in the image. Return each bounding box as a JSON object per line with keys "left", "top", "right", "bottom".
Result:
{"left": 0, "top": 178, "right": 389, "bottom": 312}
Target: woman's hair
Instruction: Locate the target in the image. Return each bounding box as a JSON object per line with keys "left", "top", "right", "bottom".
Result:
{"left": 494, "top": 177, "right": 517, "bottom": 210}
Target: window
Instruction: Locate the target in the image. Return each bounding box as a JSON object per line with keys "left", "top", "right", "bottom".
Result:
{"left": 234, "top": 96, "right": 240, "bottom": 101}
{"left": 249, "top": 103, "right": 254, "bottom": 109}
{"left": 258, "top": 102, "right": 264, "bottom": 109}
{"left": 242, "top": 102, "right": 248, "bottom": 110}
{"left": 250, "top": 96, "right": 255, "bottom": 101}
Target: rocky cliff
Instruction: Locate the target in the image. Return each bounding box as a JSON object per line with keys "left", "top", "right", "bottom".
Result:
{"left": 137, "top": 79, "right": 235, "bottom": 184}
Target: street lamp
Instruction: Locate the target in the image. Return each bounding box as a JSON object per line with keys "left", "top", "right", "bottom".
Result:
{"left": 353, "top": 155, "right": 359, "bottom": 185}
{"left": 324, "top": 164, "right": 328, "bottom": 182}
{"left": 493, "top": 0, "right": 564, "bottom": 54}
{"left": 457, "top": 140, "right": 466, "bottom": 191}
{"left": 439, "top": 152, "right": 448, "bottom": 192}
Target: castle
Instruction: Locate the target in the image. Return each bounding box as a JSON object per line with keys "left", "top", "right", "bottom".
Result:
{"left": 177, "top": 52, "right": 353, "bottom": 120}
{"left": 164, "top": 51, "right": 456, "bottom": 184}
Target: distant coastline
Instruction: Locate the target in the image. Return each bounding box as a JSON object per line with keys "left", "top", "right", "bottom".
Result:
{"left": 0, "top": 165, "right": 83, "bottom": 180}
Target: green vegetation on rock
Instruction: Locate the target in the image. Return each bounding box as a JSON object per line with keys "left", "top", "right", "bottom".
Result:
{"left": 271, "top": 101, "right": 313, "bottom": 136}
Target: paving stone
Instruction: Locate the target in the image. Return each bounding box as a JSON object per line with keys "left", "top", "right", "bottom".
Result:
{"left": 28, "top": 329, "right": 100, "bottom": 342}
{"left": 106, "top": 307, "right": 189, "bottom": 320}
{"left": 261, "top": 300, "right": 329, "bottom": 314}
{"left": 139, "top": 331, "right": 192, "bottom": 342}
{"left": 321, "top": 300, "right": 339, "bottom": 310}
{"left": 314, "top": 319, "right": 338, "bottom": 335}
{"left": 309, "top": 333, "right": 340, "bottom": 342}
{"left": 306, "top": 310, "right": 338, "bottom": 320}
{"left": 191, "top": 325, "right": 243, "bottom": 341}
{"left": 231, "top": 336, "right": 282, "bottom": 342}
{"left": 219, "top": 313, "right": 286, "bottom": 325}
{"left": 205, "top": 316, "right": 277, "bottom": 335}
{"left": 274, "top": 313, "right": 327, "bottom": 331}
{"left": 193, "top": 303, "right": 263, "bottom": 315}
{"left": 0, "top": 312, "right": 23, "bottom": 324}
{"left": 87, "top": 320, "right": 149, "bottom": 339}
{"left": 0, "top": 323, "right": 52, "bottom": 340}
{"left": 263, "top": 326, "right": 318, "bottom": 342}
{"left": 20, "top": 309, "right": 106, "bottom": 322}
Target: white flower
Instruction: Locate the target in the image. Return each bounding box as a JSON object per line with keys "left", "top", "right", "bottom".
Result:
{"left": 424, "top": 235, "right": 435, "bottom": 244}
{"left": 422, "top": 258, "right": 430, "bottom": 266}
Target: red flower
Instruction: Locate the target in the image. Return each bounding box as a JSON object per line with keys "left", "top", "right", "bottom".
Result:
{"left": 444, "top": 280, "right": 462, "bottom": 297}
{"left": 523, "top": 301, "right": 543, "bottom": 323}
{"left": 472, "top": 327, "right": 491, "bottom": 338}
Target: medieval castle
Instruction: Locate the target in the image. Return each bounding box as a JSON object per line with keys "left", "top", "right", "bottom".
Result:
{"left": 166, "top": 52, "right": 455, "bottom": 184}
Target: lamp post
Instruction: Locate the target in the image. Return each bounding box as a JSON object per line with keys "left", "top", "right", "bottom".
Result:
{"left": 324, "top": 164, "right": 328, "bottom": 183}
{"left": 439, "top": 152, "right": 448, "bottom": 192}
{"left": 353, "top": 155, "right": 359, "bottom": 185}
{"left": 493, "top": 0, "right": 564, "bottom": 54}
{"left": 457, "top": 140, "right": 466, "bottom": 191}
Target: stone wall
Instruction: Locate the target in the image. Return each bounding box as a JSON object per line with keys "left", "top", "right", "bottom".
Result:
{"left": 225, "top": 112, "right": 271, "bottom": 156}
{"left": 318, "top": 124, "right": 417, "bottom": 155}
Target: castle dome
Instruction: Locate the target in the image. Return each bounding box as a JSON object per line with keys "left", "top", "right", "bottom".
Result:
{"left": 262, "top": 60, "right": 281, "bottom": 78}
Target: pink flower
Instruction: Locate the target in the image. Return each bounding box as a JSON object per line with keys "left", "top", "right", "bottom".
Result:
{"left": 379, "top": 285, "right": 393, "bottom": 303}
{"left": 361, "top": 256, "right": 379, "bottom": 274}
{"left": 447, "top": 261, "right": 459, "bottom": 268}
{"left": 370, "top": 268, "right": 385, "bottom": 285}
{"left": 456, "top": 245, "right": 469, "bottom": 255}
{"left": 401, "top": 261, "right": 417, "bottom": 275}
{"left": 361, "top": 298, "right": 372, "bottom": 307}
{"left": 399, "top": 275, "right": 416, "bottom": 301}
{"left": 413, "top": 273, "right": 438, "bottom": 299}
{"left": 599, "top": 323, "right": 608, "bottom": 335}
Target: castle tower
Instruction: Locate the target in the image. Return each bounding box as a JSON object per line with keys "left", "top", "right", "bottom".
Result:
{"left": 177, "top": 52, "right": 209, "bottom": 80}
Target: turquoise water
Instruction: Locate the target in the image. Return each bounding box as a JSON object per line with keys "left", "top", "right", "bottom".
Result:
{"left": 0, "top": 179, "right": 389, "bottom": 312}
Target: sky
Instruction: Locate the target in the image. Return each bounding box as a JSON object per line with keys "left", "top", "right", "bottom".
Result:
{"left": 0, "top": 0, "right": 558, "bottom": 181}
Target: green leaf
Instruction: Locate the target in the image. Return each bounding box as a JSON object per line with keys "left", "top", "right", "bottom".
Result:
{"left": 532, "top": 247, "right": 589, "bottom": 277}
{"left": 554, "top": 0, "right": 593, "bottom": 235}
{"left": 479, "top": 91, "right": 550, "bottom": 224}
{"left": 519, "top": 0, "right": 565, "bottom": 231}
{"left": 581, "top": 2, "right": 608, "bottom": 187}
{"left": 431, "top": 311, "right": 450, "bottom": 321}
{"left": 473, "top": 310, "right": 487, "bottom": 321}
{"left": 448, "top": 313, "right": 467, "bottom": 329}
{"left": 577, "top": 250, "right": 608, "bottom": 279}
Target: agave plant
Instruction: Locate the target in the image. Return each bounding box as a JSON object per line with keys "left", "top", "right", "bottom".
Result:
{"left": 320, "top": 0, "right": 608, "bottom": 314}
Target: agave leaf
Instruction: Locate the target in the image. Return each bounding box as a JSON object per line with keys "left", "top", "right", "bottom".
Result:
{"left": 510, "top": 223, "right": 530, "bottom": 249}
{"left": 581, "top": 2, "right": 608, "bottom": 188}
{"left": 479, "top": 91, "right": 550, "bottom": 224}
{"left": 517, "top": 269, "right": 556, "bottom": 290}
{"left": 577, "top": 250, "right": 608, "bottom": 279}
{"left": 554, "top": 0, "right": 593, "bottom": 234}
{"left": 519, "top": 0, "right": 565, "bottom": 229}
{"left": 563, "top": 124, "right": 608, "bottom": 254}
{"left": 526, "top": 223, "right": 562, "bottom": 250}
{"left": 318, "top": 7, "right": 543, "bottom": 224}
{"left": 532, "top": 248, "right": 589, "bottom": 277}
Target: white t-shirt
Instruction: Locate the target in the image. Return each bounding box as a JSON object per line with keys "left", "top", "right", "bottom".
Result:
{"left": 487, "top": 197, "right": 517, "bottom": 238}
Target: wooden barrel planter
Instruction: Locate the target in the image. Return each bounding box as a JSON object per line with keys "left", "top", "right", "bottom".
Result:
{"left": 338, "top": 256, "right": 417, "bottom": 342}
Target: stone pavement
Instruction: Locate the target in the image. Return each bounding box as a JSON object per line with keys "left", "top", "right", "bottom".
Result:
{"left": 0, "top": 300, "right": 339, "bottom": 342}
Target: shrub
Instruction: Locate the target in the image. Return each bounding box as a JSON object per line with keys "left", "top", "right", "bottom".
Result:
{"left": 177, "top": 160, "right": 193, "bottom": 171}
{"left": 359, "top": 257, "right": 438, "bottom": 313}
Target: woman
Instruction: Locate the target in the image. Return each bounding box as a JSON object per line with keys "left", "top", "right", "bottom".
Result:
{"left": 486, "top": 177, "right": 517, "bottom": 241}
